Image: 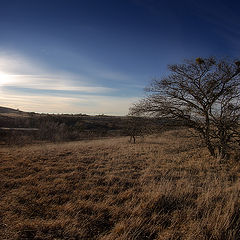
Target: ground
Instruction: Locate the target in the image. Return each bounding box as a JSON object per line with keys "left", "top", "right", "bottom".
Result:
{"left": 1, "top": 129, "right": 240, "bottom": 240}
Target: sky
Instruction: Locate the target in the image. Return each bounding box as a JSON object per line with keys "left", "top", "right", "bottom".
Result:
{"left": 0, "top": 0, "right": 239, "bottom": 115}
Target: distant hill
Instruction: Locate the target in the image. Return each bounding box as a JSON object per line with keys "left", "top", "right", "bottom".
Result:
{"left": 0, "top": 106, "right": 23, "bottom": 114}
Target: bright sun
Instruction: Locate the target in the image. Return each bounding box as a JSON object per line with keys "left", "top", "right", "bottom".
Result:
{"left": 0, "top": 71, "right": 13, "bottom": 85}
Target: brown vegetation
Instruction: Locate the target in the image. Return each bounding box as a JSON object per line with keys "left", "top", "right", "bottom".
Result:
{"left": 0, "top": 110, "right": 166, "bottom": 145}
{"left": 1, "top": 129, "right": 240, "bottom": 239}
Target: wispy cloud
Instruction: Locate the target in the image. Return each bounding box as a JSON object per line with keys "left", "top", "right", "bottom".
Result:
{"left": 92, "top": 69, "right": 132, "bottom": 82}
{"left": 0, "top": 91, "right": 139, "bottom": 115}
{"left": 1, "top": 74, "right": 114, "bottom": 93}
{"left": 0, "top": 51, "right": 140, "bottom": 114}
{"left": 0, "top": 52, "right": 115, "bottom": 93}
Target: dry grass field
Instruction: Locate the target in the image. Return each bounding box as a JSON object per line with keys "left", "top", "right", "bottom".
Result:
{"left": 1, "top": 129, "right": 240, "bottom": 240}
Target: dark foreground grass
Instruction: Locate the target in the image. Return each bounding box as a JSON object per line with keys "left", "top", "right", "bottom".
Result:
{"left": 1, "top": 130, "right": 240, "bottom": 239}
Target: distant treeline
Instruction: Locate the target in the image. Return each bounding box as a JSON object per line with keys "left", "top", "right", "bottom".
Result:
{"left": 0, "top": 113, "right": 184, "bottom": 145}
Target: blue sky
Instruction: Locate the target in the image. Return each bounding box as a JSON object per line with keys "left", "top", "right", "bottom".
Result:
{"left": 0, "top": 0, "right": 239, "bottom": 115}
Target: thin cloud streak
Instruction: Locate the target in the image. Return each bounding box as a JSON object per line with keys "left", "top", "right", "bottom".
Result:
{"left": 0, "top": 51, "right": 139, "bottom": 114}
{"left": 0, "top": 52, "right": 123, "bottom": 93}
{"left": 1, "top": 74, "right": 115, "bottom": 93}
{"left": 0, "top": 92, "right": 139, "bottom": 115}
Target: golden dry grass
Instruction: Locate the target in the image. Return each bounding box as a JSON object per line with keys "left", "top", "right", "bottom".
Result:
{"left": 1, "top": 129, "right": 240, "bottom": 239}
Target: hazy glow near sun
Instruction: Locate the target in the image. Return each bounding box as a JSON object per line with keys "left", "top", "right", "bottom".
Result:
{"left": 0, "top": 71, "right": 14, "bottom": 85}
{"left": 0, "top": 53, "right": 135, "bottom": 115}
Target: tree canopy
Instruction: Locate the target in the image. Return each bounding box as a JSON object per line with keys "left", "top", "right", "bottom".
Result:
{"left": 130, "top": 57, "right": 240, "bottom": 159}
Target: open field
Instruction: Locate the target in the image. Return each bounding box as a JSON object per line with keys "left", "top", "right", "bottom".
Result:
{"left": 1, "top": 129, "right": 240, "bottom": 239}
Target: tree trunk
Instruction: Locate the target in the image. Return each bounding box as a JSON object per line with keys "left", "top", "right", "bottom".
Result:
{"left": 129, "top": 135, "right": 136, "bottom": 144}
{"left": 206, "top": 140, "right": 216, "bottom": 157}
{"left": 204, "top": 114, "right": 216, "bottom": 157}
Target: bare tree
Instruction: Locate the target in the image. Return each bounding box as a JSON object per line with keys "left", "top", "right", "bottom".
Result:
{"left": 124, "top": 116, "right": 158, "bottom": 143}
{"left": 130, "top": 57, "right": 240, "bottom": 159}
{"left": 124, "top": 116, "right": 146, "bottom": 143}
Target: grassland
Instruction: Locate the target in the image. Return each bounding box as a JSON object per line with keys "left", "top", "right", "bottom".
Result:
{"left": 1, "top": 129, "right": 240, "bottom": 239}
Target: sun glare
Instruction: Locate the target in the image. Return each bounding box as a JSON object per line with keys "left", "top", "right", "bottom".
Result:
{"left": 0, "top": 71, "right": 13, "bottom": 86}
